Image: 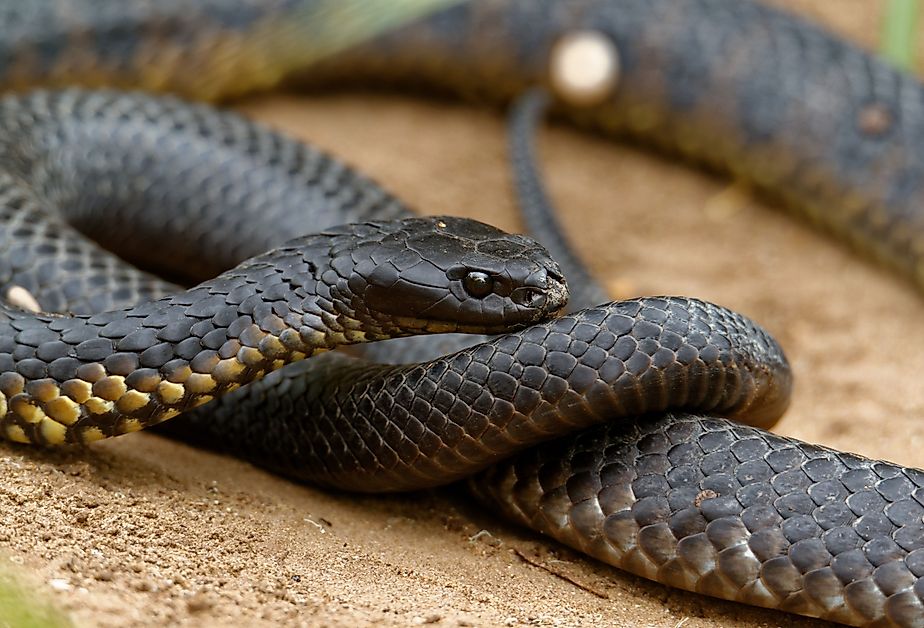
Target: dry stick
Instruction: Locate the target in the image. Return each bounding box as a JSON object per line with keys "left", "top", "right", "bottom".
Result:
{"left": 511, "top": 548, "right": 610, "bottom": 600}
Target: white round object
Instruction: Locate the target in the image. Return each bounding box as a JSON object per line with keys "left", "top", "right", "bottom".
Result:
{"left": 6, "top": 285, "right": 40, "bottom": 312}
{"left": 549, "top": 31, "right": 620, "bottom": 106}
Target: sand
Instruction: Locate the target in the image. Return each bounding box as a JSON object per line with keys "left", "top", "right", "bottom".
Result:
{"left": 0, "top": 1, "right": 920, "bottom": 626}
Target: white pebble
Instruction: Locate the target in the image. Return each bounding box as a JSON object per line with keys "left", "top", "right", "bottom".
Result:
{"left": 6, "top": 285, "right": 41, "bottom": 313}
{"left": 549, "top": 30, "right": 620, "bottom": 106}
{"left": 48, "top": 578, "right": 71, "bottom": 592}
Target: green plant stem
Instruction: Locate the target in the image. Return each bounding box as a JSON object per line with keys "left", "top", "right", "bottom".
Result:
{"left": 882, "top": 0, "right": 920, "bottom": 70}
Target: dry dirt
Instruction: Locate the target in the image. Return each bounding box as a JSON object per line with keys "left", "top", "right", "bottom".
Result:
{"left": 1, "top": 1, "right": 921, "bottom": 626}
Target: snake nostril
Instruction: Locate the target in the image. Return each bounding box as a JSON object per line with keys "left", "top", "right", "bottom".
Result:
{"left": 512, "top": 288, "right": 547, "bottom": 309}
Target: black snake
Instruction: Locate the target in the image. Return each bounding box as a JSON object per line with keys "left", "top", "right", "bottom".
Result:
{"left": 0, "top": 1, "right": 922, "bottom": 626}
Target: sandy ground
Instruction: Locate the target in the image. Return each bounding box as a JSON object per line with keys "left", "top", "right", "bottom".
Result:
{"left": 1, "top": 1, "right": 921, "bottom": 626}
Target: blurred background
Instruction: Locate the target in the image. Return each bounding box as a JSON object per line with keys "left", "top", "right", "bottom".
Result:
{"left": 2, "top": 2, "right": 923, "bottom": 627}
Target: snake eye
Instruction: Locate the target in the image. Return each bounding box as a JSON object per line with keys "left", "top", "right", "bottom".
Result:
{"left": 462, "top": 271, "right": 494, "bottom": 298}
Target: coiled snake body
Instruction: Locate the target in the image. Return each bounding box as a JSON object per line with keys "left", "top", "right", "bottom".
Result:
{"left": 0, "top": 1, "right": 922, "bottom": 626}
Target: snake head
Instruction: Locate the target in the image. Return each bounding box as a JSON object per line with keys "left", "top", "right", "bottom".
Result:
{"left": 349, "top": 216, "right": 568, "bottom": 335}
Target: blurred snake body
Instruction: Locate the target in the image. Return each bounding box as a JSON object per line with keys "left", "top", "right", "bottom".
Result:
{"left": 0, "top": 1, "right": 922, "bottom": 626}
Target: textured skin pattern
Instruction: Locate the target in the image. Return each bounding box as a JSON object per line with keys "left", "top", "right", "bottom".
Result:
{"left": 306, "top": 0, "right": 924, "bottom": 289}
{"left": 0, "top": 89, "right": 408, "bottom": 306}
{"left": 0, "top": 0, "right": 465, "bottom": 101}
{"left": 0, "top": 1, "right": 922, "bottom": 626}
{"left": 0, "top": 205, "right": 566, "bottom": 444}
{"left": 472, "top": 414, "right": 924, "bottom": 626}
{"left": 163, "top": 297, "right": 790, "bottom": 491}
{"left": 3, "top": 4, "right": 923, "bottom": 282}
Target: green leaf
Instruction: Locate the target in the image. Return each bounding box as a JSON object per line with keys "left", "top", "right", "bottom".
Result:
{"left": 0, "top": 566, "right": 72, "bottom": 628}
{"left": 882, "top": 0, "right": 920, "bottom": 70}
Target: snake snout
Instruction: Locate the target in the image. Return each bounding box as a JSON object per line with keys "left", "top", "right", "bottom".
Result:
{"left": 511, "top": 264, "right": 568, "bottom": 314}
{"left": 543, "top": 273, "right": 569, "bottom": 316}
{"left": 348, "top": 216, "right": 565, "bottom": 334}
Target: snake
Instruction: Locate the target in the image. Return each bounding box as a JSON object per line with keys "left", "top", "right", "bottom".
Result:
{"left": 0, "top": 0, "right": 922, "bottom": 626}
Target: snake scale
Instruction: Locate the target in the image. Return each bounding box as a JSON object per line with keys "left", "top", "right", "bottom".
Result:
{"left": 0, "top": 1, "right": 922, "bottom": 626}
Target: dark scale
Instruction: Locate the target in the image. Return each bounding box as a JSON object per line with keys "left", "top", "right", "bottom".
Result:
{"left": 0, "top": 0, "right": 921, "bottom": 625}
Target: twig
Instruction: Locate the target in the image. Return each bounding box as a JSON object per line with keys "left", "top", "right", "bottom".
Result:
{"left": 512, "top": 548, "right": 609, "bottom": 599}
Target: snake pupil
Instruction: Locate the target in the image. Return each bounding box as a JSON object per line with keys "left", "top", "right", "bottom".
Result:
{"left": 463, "top": 271, "right": 494, "bottom": 298}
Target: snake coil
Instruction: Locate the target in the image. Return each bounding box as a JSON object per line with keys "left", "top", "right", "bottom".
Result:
{"left": 0, "top": 1, "right": 922, "bottom": 626}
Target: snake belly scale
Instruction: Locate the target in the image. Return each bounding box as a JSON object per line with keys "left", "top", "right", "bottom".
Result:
{"left": 0, "top": 1, "right": 922, "bottom": 627}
